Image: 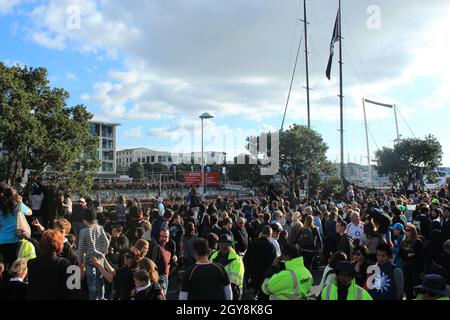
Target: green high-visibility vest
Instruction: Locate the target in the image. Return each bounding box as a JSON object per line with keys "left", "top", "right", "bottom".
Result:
{"left": 261, "top": 257, "right": 313, "bottom": 300}
{"left": 321, "top": 279, "right": 373, "bottom": 300}
{"left": 210, "top": 248, "right": 245, "bottom": 288}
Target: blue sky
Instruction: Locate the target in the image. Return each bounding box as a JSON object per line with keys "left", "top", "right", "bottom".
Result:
{"left": 1, "top": 0, "right": 449, "bottom": 166}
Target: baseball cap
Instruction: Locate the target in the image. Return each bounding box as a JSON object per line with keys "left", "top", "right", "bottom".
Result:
{"left": 78, "top": 198, "right": 86, "bottom": 204}
{"left": 218, "top": 234, "right": 233, "bottom": 244}
{"left": 390, "top": 223, "right": 405, "bottom": 231}
{"left": 335, "top": 261, "right": 356, "bottom": 275}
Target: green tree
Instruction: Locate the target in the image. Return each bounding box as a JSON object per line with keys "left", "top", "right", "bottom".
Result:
{"left": 374, "top": 135, "right": 442, "bottom": 191}
{"left": 0, "top": 63, "right": 99, "bottom": 193}
{"left": 143, "top": 162, "right": 167, "bottom": 174}
{"left": 247, "top": 125, "right": 337, "bottom": 194}
{"left": 129, "top": 162, "right": 144, "bottom": 181}
{"left": 318, "top": 176, "right": 344, "bottom": 198}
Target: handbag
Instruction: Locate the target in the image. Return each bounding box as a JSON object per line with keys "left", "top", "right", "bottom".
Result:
{"left": 16, "top": 204, "right": 31, "bottom": 239}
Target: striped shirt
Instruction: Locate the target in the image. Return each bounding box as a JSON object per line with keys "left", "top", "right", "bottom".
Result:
{"left": 78, "top": 224, "right": 109, "bottom": 263}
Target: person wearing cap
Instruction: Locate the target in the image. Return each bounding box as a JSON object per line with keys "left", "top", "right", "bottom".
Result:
{"left": 210, "top": 234, "right": 245, "bottom": 300}
{"left": 243, "top": 225, "right": 277, "bottom": 300}
{"left": 270, "top": 223, "right": 282, "bottom": 258}
{"left": 319, "top": 261, "right": 372, "bottom": 300}
{"left": 414, "top": 274, "right": 450, "bottom": 300}
{"left": 391, "top": 223, "right": 405, "bottom": 268}
{"left": 261, "top": 244, "right": 313, "bottom": 300}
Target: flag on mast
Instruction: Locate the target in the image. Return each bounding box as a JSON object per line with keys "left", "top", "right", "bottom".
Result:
{"left": 326, "top": 9, "right": 341, "bottom": 80}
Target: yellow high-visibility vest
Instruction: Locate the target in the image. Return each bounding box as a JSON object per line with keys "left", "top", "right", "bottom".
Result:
{"left": 321, "top": 279, "right": 373, "bottom": 300}
{"left": 261, "top": 256, "right": 313, "bottom": 300}
{"left": 210, "top": 248, "right": 245, "bottom": 288}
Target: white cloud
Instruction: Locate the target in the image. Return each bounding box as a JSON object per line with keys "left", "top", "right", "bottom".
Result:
{"left": 65, "top": 72, "right": 76, "bottom": 81}
{"left": 123, "top": 127, "right": 143, "bottom": 139}
{"left": 31, "top": 31, "right": 65, "bottom": 50}
{"left": 0, "top": 0, "right": 23, "bottom": 14}
{"left": 15, "top": 0, "right": 450, "bottom": 163}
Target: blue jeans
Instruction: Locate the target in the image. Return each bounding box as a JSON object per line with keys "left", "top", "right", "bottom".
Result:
{"left": 159, "top": 275, "right": 169, "bottom": 294}
{"left": 86, "top": 260, "right": 105, "bottom": 300}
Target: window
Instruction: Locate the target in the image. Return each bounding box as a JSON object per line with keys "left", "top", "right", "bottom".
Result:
{"left": 103, "top": 151, "right": 113, "bottom": 161}
{"left": 90, "top": 124, "right": 100, "bottom": 136}
{"left": 147, "top": 156, "right": 150, "bottom": 163}
{"left": 102, "top": 126, "right": 113, "bottom": 138}
{"left": 102, "top": 162, "right": 113, "bottom": 172}
{"left": 151, "top": 156, "right": 155, "bottom": 163}
{"left": 168, "top": 156, "right": 172, "bottom": 163}
{"left": 157, "top": 156, "right": 167, "bottom": 163}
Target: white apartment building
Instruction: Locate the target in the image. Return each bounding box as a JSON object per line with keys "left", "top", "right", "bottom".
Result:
{"left": 117, "top": 148, "right": 227, "bottom": 168}
{"left": 89, "top": 121, "right": 120, "bottom": 177}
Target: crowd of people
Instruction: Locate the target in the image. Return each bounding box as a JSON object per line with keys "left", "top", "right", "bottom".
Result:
{"left": 0, "top": 181, "right": 449, "bottom": 301}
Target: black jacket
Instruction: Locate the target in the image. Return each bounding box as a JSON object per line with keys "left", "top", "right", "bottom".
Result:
{"left": 27, "top": 255, "right": 73, "bottom": 300}
{"left": 0, "top": 280, "right": 28, "bottom": 300}
{"left": 399, "top": 238, "right": 425, "bottom": 271}
{"left": 133, "top": 283, "right": 164, "bottom": 300}
{"left": 232, "top": 226, "right": 249, "bottom": 254}
{"left": 243, "top": 237, "right": 276, "bottom": 289}
{"left": 337, "top": 233, "right": 354, "bottom": 261}
{"left": 442, "top": 217, "right": 450, "bottom": 241}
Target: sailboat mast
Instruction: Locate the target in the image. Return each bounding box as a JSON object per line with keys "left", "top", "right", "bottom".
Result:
{"left": 362, "top": 99, "right": 371, "bottom": 181}
{"left": 303, "top": 0, "right": 311, "bottom": 128}
{"left": 338, "top": 0, "right": 344, "bottom": 179}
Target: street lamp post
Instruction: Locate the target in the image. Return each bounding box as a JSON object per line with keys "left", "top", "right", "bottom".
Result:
{"left": 199, "top": 112, "right": 214, "bottom": 197}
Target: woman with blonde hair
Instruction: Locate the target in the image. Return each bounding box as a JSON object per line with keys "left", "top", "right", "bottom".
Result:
{"left": 138, "top": 258, "right": 160, "bottom": 284}
{"left": 133, "top": 258, "right": 165, "bottom": 300}
{"left": 287, "top": 212, "right": 303, "bottom": 244}
{"left": 298, "top": 215, "right": 322, "bottom": 270}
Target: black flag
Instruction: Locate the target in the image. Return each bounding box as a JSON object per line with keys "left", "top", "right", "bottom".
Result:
{"left": 326, "top": 9, "right": 341, "bottom": 80}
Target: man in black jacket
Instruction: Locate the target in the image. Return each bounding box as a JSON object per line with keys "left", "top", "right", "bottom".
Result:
{"left": 232, "top": 217, "right": 249, "bottom": 255}
{"left": 336, "top": 221, "right": 354, "bottom": 261}
{"left": 243, "top": 225, "right": 276, "bottom": 299}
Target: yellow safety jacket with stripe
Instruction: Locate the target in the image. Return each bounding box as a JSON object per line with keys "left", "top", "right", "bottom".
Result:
{"left": 210, "top": 248, "right": 245, "bottom": 288}
{"left": 261, "top": 256, "right": 313, "bottom": 300}
{"left": 321, "top": 278, "right": 373, "bottom": 300}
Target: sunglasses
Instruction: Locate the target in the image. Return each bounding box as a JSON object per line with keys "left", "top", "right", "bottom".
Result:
{"left": 353, "top": 252, "right": 362, "bottom": 256}
{"left": 405, "top": 229, "right": 412, "bottom": 231}
{"left": 124, "top": 254, "right": 135, "bottom": 259}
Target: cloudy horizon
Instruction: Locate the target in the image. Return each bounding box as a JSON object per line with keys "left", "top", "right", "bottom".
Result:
{"left": 1, "top": 0, "right": 449, "bottom": 165}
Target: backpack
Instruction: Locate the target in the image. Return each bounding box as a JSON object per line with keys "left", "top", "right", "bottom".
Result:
{"left": 298, "top": 227, "right": 315, "bottom": 248}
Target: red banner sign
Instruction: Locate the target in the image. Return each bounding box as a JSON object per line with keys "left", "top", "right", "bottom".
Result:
{"left": 184, "top": 172, "right": 220, "bottom": 186}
